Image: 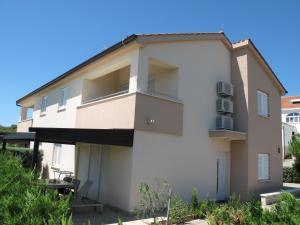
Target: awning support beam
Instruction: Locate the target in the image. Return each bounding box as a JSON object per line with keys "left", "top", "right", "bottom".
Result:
{"left": 32, "top": 134, "right": 40, "bottom": 169}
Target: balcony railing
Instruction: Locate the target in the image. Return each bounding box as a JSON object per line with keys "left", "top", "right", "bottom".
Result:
{"left": 17, "top": 119, "right": 33, "bottom": 132}
{"left": 83, "top": 90, "right": 129, "bottom": 104}
{"left": 76, "top": 92, "right": 183, "bottom": 136}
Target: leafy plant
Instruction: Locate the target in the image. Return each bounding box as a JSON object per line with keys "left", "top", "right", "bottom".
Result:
{"left": 6, "top": 146, "right": 43, "bottom": 173}
{"left": 284, "top": 151, "right": 293, "bottom": 159}
{"left": 117, "top": 217, "right": 124, "bottom": 225}
{"left": 135, "top": 180, "right": 170, "bottom": 224}
{"left": 0, "top": 152, "right": 72, "bottom": 225}
{"left": 194, "top": 198, "right": 216, "bottom": 219}
{"left": 289, "top": 134, "right": 300, "bottom": 183}
{"left": 169, "top": 194, "right": 190, "bottom": 224}
{"left": 283, "top": 167, "right": 296, "bottom": 183}
{"left": 191, "top": 188, "right": 198, "bottom": 215}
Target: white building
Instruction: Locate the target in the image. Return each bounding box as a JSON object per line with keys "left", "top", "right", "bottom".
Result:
{"left": 16, "top": 32, "right": 286, "bottom": 212}
{"left": 281, "top": 96, "right": 300, "bottom": 158}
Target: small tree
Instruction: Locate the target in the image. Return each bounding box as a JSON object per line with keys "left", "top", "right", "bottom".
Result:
{"left": 289, "top": 134, "right": 300, "bottom": 182}
{"left": 136, "top": 179, "right": 170, "bottom": 224}
{"left": 191, "top": 188, "right": 199, "bottom": 215}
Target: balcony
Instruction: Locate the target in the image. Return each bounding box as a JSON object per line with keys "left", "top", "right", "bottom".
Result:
{"left": 17, "top": 119, "right": 33, "bottom": 132}
{"left": 76, "top": 92, "right": 183, "bottom": 136}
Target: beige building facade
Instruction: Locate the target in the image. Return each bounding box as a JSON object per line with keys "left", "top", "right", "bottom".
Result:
{"left": 16, "top": 32, "right": 286, "bottom": 211}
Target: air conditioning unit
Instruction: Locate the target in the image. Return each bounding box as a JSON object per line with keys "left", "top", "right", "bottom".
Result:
{"left": 216, "top": 115, "right": 234, "bottom": 130}
{"left": 217, "top": 98, "right": 233, "bottom": 114}
{"left": 217, "top": 81, "right": 234, "bottom": 97}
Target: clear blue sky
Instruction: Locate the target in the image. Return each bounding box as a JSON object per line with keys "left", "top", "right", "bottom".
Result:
{"left": 0, "top": 0, "right": 299, "bottom": 126}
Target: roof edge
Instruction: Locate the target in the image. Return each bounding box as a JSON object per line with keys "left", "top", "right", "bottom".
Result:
{"left": 232, "top": 39, "right": 287, "bottom": 95}
{"left": 16, "top": 34, "right": 138, "bottom": 105}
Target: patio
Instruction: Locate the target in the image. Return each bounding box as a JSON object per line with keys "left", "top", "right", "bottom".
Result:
{"left": 72, "top": 206, "right": 135, "bottom": 225}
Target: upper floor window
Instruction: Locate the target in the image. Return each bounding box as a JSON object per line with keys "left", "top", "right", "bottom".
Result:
{"left": 41, "top": 96, "right": 48, "bottom": 115}
{"left": 58, "top": 87, "right": 67, "bottom": 110}
{"left": 257, "top": 90, "right": 269, "bottom": 117}
{"left": 286, "top": 112, "right": 300, "bottom": 123}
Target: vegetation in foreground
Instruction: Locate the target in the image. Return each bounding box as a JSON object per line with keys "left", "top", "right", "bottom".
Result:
{"left": 288, "top": 133, "right": 300, "bottom": 183}
{"left": 0, "top": 152, "right": 72, "bottom": 225}
{"left": 136, "top": 181, "right": 300, "bottom": 225}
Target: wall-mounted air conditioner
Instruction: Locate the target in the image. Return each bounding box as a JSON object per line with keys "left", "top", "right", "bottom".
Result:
{"left": 216, "top": 115, "right": 234, "bottom": 130}
{"left": 217, "top": 98, "right": 234, "bottom": 114}
{"left": 217, "top": 81, "right": 234, "bottom": 97}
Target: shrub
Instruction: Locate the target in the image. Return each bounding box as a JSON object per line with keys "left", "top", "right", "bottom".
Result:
{"left": 283, "top": 167, "right": 296, "bottom": 183}
{"left": 284, "top": 152, "right": 293, "bottom": 159}
{"left": 0, "top": 152, "right": 72, "bottom": 225}
{"left": 135, "top": 180, "right": 170, "bottom": 224}
{"left": 207, "top": 192, "right": 300, "bottom": 225}
{"left": 194, "top": 198, "right": 216, "bottom": 219}
{"left": 169, "top": 194, "right": 190, "bottom": 224}
{"left": 191, "top": 188, "right": 198, "bottom": 215}
{"left": 6, "top": 147, "right": 43, "bottom": 173}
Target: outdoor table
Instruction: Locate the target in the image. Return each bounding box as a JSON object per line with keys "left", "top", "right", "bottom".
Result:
{"left": 46, "top": 179, "right": 74, "bottom": 189}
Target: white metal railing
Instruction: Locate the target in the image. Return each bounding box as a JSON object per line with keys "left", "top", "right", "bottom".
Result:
{"left": 83, "top": 90, "right": 129, "bottom": 104}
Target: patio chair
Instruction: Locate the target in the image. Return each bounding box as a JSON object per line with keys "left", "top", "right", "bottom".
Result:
{"left": 74, "top": 180, "right": 93, "bottom": 200}
{"left": 72, "top": 180, "right": 103, "bottom": 213}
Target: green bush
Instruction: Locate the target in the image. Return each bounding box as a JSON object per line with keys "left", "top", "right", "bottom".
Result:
{"left": 207, "top": 192, "right": 300, "bottom": 225}
{"left": 194, "top": 198, "right": 216, "bottom": 219}
{"left": 283, "top": 167, "right": 296, "bottom": 183}
{"left": 191, "top": 188, "right": 198, "bottom": 215}
{"left": 284, "top": 152, "right": 293, "bottom": 159}
{"left": 169, "top": 194, "right": 190, "bottom": 224}
{"left": 6, "top": 147, "right": 43, "bottom": 173}
{"left": 0, "top": 152, "right": 72, "bottom": 225}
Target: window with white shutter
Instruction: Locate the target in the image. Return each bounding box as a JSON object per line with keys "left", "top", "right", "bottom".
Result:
{"left": 257, "top": 90, "right": 269, "bottom": 117}
{"left": 40, "top": 96, "right": 48, "bottom": 115}
{"left": 258, "top": 153, "right": 270, "bottom": 180}
{"left": 52, "top": 144, "right": 62, "bottom": 168}
{"left": 58, "top": 87, "right": 67, "bottom": 110}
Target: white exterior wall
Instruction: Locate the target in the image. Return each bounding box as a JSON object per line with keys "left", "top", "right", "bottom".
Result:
{"left": 282, "top": 123, "right": 297, "bottom": 158}
{"left": 76, "top": 143, "right": 133, "bottom": 211}
{"left": 31, "top": 77, "right": 84, "bottom": 178}
{"left": 128, "top": 41, "right": 232, "bottom": 210}
{"left": 282, "top": 108, "right": 300, "bottom": 132}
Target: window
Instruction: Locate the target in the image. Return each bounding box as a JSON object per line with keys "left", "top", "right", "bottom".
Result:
{"left": 41, "top": 96, "right": 48, "bottom": 115}
{"left": 286, "top": 112, "right": 300, "bottom": 124}
{"left": 58, "top": 87, "right": 67, "bottom": 110}
{"left": 258, "top": 153, "right": 270, "bottom": 180}
{"left": 257, "top": 90, "right": 269, "bottom": 117}
{"left": 52, "top": 144, "right": 62, "bottom": 167}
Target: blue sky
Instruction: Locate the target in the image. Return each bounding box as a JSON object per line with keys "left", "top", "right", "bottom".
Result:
{"left": 0, "top": 0, "right": 299, "bottom": 126}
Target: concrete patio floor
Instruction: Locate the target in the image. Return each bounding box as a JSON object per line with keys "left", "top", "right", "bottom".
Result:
{"left": 72, "top": 206, "right": 136, "bottom": 225}
{"left": 72, "top": 206, "right": 208, "bottom": 225}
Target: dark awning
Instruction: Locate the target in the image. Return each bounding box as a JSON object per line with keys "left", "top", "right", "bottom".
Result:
{"left": 29, "top": 127, "right": 134, "bottom": 147}
{"left": 3, "top": 132, "right": 36, "bottom": 141}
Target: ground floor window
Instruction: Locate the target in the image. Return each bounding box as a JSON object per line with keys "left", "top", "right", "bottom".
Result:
{"left": 52, "top": 144, "right": 62, "bottom": 168}
{"left": 258, "top": 153, "right": 270, "bottom": 180}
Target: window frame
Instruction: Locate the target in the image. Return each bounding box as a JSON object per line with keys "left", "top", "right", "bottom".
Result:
{"left": 257, "top": 90, "right": 270, "bottom": 117}
{"left": 258, "top": 153, "right": 270, "bottom": 181}
{"left": 286, "top": 112, "right": 300, "bottom": 124}
{"left": 52, "top": 144, "right": 62, "bottom": 168}
{"left": 58, "top": 87, "right": 67, "bottom": 111}
{"left": 40, "top": 96, "right": 48, "bottom": 115}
